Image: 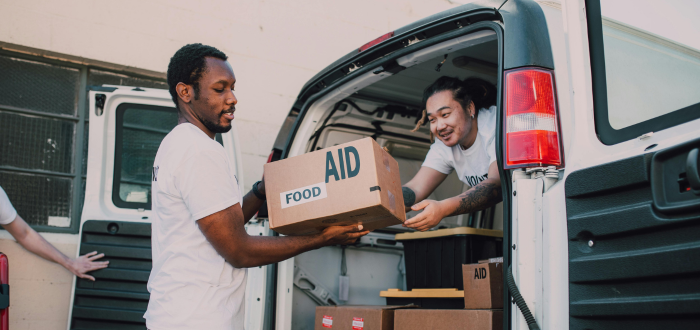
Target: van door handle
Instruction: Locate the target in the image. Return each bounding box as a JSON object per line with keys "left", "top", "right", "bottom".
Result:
{"left": 687, "top": 148, "right": 700, "bottom": 195}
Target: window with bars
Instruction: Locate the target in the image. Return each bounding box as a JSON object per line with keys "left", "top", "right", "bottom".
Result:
{"left": 0, "top": 51, "right": 166, "bottom": 233}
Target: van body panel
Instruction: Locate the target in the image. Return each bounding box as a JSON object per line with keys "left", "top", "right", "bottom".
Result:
{"left": 561, "top": 0, "right": 700, "bottom": 328}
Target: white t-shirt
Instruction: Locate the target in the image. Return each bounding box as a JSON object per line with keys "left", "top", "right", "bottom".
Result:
{"left": 145, "top": 123, "right": 246, "bottom": 330}
{"left": 0, "top": 186, "right": 18, "bottom": 225}
{"left": 422, "top": 106, "right": 498, "bottom": 187}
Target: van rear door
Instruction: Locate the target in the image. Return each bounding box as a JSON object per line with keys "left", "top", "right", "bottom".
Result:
{"left": 564, "top": 0, "right": 700, "bottom": 328}
{"left": 69, "top": 86, "right": 246, "bottom": 330}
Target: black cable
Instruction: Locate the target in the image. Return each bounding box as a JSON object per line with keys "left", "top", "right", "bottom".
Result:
{"left": 309, "top": 100, "right": 379, "bottom": 150}
{"left": 506, "top": 265, "right": 541, "bottom": 330}
{"left": 342, "top": 100, "right": 379, "bottom": 116}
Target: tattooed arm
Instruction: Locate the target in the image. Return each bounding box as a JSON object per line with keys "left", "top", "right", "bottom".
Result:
{"left": 403, "top": 162, "right": 501, "bottom": 231}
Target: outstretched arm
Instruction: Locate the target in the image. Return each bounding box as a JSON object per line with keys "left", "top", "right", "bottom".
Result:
{"left": 403, "top": 161, "right": 502, "bottom": 231}
{"left": 402, "top": 166, "right": 448, "bottom": 210}
{"left": 198, "top": 203, "right": 369, "bottom": 268}
{"left": 2, "top": 216, "right": 109, "bottom": 281}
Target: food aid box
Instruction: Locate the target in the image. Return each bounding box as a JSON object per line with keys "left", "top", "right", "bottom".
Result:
{"left": 315, "top": 305, "right": 414, "bottom": 330}
{"left": 462, "top": 260, "right": 503, "bottom": 309}
{"left": 393, "top": 309, "right": 502, "bottom": 330}
{"left": 265, "top": 137, "right": 406, "bottom": 235}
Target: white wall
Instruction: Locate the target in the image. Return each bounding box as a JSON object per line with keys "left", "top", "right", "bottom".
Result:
{"left": 1, "top": 0, "right": 459, "bottom": 193}
{"left": 0, "top": 0, "right": 459, "bottom": 329}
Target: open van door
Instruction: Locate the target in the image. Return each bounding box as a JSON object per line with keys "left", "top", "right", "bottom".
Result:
{"left": 563, "top": 0, "right": 700, "bottom": 328}
{"left": 68, "top": 86, "right": 246, "bottom": 329}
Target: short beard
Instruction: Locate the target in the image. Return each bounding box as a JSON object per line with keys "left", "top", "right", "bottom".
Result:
{"left": 197, "top": 112, "right": 232, "bottom": 134}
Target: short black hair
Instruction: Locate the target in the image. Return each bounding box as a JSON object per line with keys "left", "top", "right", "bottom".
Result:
{"left": 167, "top": 43, "right": 228, "bottom": 109}
{"left": 422, "top": 76, "right": 496, "bottom": 115}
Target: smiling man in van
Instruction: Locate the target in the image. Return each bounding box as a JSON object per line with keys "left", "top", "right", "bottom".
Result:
{"left": 402, "top": 77, "right": 502, "bottom": 231}
{"left": 144, "top": 43, "right": 369, "bottom": 330}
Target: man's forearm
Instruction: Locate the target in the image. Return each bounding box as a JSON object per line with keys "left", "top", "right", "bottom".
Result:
{"left": 224, "top": 233, "right": 327, "bottom": 268}
{"left": 442, "top": 179, "right": 502, "bottom": 217}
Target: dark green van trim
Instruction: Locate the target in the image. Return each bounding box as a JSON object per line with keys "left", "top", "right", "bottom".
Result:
{"left": 499, "top": 0, "right": 555, "bottom": 70}
{"left": 586, "top": 0, "right": 700, "bottom": 145}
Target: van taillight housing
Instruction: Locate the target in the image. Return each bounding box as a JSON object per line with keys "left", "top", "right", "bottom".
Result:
{"left": 503, "top": 68, "right": 563, "bottom": 169}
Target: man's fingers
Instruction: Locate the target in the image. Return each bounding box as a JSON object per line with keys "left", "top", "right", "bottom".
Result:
{"left": 79, "top": 274, "right": 96, "bottom": 281}
{"left": 88, "top": 253, "right": 105, "bottom": 261}
{"left": 410, "top": 200, "right": 429, "bottom": 212}
{"left": 404, "top": 213, "right": 427, "bottom": 226}
{"left": 84, "top": 251, "right": 98, "bottom": 258}
{"left": 90, "top": 261, "right": 109, "bottom": 271}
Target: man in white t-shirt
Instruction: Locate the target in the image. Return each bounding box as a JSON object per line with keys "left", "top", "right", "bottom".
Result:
{"left": 0, "top": 186, "right": 108, "bottom": 279}
{"left": 144, "top": 43, "right": 369, "bottom": 330}
{"left": 402, "top": 77, "right": 502, "bottom": 231}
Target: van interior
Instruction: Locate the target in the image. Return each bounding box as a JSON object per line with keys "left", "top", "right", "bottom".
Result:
{"left": 286, "top": 29, "right": 502, "bottom": 329}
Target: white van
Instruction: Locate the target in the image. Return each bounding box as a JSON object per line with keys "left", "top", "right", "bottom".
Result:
{"left": 68, "top": 0, "right": 700, "bottom": 329}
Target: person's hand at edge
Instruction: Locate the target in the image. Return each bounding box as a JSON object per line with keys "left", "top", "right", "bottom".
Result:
{"left": 66, "top": 251, "right": 109, "bottom": 281}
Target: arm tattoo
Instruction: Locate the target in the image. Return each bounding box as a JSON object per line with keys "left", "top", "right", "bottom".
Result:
{"left": 449, "top": 181, "right": 503, "bottom": 216}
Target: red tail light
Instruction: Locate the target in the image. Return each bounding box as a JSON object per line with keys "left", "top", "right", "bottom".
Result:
{"left": 0, "top": 253, "right": 8, "bottom": 330}
{"left": 359, "top": 32, "right": 394, "bottom": 52}
{"left": 504, "top": 68, "right": 563, "bottom": 169}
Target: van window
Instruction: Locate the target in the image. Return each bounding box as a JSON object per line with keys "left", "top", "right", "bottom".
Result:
{"left": 113, "top": 104, "right": 224, "bottom": 209}
{"left": 113, "top": 104, "right": 178, "bottom": 209}
{"left": 587, "top": 0, "right": 700, "bottom": 144}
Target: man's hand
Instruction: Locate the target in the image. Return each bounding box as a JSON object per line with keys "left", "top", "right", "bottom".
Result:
{"left": 66, "top": 251, "right": 109, "bottom": 281}
{"left": 320, "top": 224, "right": 369, "bottom": 246}
{"left": 403, "top": 199, "right": 447, "bottom": 232}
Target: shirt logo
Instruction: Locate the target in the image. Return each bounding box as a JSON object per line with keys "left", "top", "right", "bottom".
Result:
{"left": 465, "top": 173, "right": 488, "bottom": 187}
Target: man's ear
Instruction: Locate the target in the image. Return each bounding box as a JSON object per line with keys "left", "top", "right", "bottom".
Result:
{"left": 468, "top": 101, "right": 476, "bottom": 117}
{"left": 176, "top": 82, "right": 193, "bottom": 104}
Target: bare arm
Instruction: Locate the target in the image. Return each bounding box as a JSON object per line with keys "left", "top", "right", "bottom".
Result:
{"left": 2, "top": 216, "right": 109, "bottom": 280}
{"left": 198, "top": 203, "right": 369, "bottom": 268}
{"left": 402, "top": 166, "right": 448, "bottom": 209}
{"left": 404, "top": 161, "right": 502, "bottom": 231}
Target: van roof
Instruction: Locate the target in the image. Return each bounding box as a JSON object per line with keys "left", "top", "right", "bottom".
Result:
{"left": 297, "top": 0, "right": 503, "bottom": 104}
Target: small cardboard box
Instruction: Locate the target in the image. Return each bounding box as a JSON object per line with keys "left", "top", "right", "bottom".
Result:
{"left": 462, "top": 262, "right": 503, "bottom": 309}
{"left": 265, "top": 137, "right": 406, "bottom": 235}
{"left": 393, "top": 309, "right": 502, "bottom": 330}
{"left": 315, "top": 305, "right": 413, "bottom": 330}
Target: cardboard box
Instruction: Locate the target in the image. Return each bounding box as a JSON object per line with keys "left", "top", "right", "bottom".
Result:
{"left": 315, "top": 305, "right": 413, "bottom": 330}
{"left": 394, "top": 309, "right": 502, "bottom": 330}
{"left": 265, "top": 137, "right": 406, "bottom": 235}
{"left": 462, "top": 262, "right": 503, "bottom": 309}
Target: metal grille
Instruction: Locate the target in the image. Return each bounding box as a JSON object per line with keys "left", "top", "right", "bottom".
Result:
{"left": 0, "top": 111, "right": 75, "bottom": 173}
{"left": 0, "top": 171, "right": 72, "bottom": 226}
{"left": 88, "top": 69, "right": 167, "bottom": 90}
{"left": 0, "top": 55, "right": 80, "bottom": 116}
